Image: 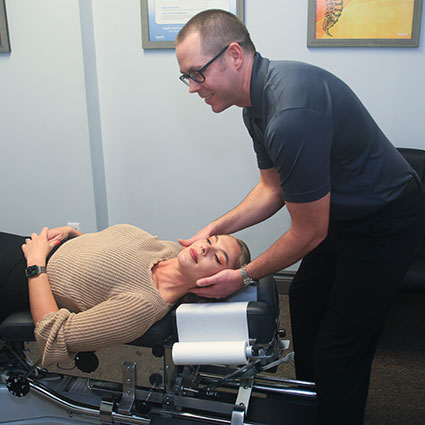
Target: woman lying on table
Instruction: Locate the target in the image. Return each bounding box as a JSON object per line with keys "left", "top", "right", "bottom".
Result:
{"left": 0, "top": 224, "right": 250, "bottom": 366}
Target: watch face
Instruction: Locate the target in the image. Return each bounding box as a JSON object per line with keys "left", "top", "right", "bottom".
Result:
{"left": 25, "top": 265, "right": 39, "bottom": 278}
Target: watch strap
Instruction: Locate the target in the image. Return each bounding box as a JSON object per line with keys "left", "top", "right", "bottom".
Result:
{"left": 25, "top": 265, "right": 47, "bottom": 278}
{"left": 240, "top": 265, "right": 259, "bottom": 287}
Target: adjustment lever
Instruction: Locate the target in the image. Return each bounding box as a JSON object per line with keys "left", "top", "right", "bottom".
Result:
{"left": 135, "top": 373, "right": 163, "bottom": 414}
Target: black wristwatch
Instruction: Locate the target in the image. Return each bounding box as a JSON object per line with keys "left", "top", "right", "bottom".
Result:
{"left": 25, "top": 265, "right": 47, "bottom": 279}
{"left": 240, "top": 266, "right": 259, "bottom": 287}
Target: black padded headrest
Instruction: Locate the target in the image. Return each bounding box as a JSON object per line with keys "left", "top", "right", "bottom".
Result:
{"left": 247, "top": 301, "right": 276, "bottom": 343}
{"left": 256, "top": 275, "right": 280, "bottom": 320}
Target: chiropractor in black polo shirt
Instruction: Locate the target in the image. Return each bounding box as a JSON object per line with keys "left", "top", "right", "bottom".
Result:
{"left": 175, "top": 9, "right": 425, "bottom": 425}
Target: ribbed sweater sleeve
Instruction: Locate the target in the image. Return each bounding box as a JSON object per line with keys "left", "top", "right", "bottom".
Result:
{"left": 36, "top": 292, "right": 168, "bottom": 366}
{"left": 36, "top": 224, "right": 180, "bottom": 366}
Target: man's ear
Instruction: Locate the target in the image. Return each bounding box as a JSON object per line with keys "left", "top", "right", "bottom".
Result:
{"left": 227, "top": 41, "right": 244, "bottom": 69}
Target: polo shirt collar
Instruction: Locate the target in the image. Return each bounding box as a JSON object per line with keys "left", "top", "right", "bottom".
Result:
{"left": 248, "top": 52, "right": 270, "bottom": 120}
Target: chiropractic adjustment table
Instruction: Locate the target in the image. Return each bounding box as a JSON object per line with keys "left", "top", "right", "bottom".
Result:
{"left": 0, "top": 276, "right": 317, "bottom": 425}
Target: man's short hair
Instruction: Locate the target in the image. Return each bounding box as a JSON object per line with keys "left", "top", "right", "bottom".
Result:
{"left": 177, "top": 9, "right": 256, "bottom": 57}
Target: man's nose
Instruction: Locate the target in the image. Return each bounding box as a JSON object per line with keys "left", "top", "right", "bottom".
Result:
{"left": 189, "top": 79, "right": 201, "bottom": 94}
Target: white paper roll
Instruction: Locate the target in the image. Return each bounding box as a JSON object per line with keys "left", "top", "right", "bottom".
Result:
{"left": 172, "top": 341, "right": 249, "bottom": 365}
{"left": 176, "top": 302, "right": 249, "bottom": 342}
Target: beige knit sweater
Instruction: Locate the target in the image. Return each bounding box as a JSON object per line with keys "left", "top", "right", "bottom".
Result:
{"left": 37, "top": 224, "right": 180, "bottom": 366}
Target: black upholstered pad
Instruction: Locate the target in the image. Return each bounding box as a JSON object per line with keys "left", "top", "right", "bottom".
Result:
{"left": 0, "top": 310, "right": 34, "bottom": 341}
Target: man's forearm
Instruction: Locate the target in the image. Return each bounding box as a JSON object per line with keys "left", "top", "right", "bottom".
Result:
{"left": 245, "top": 194, "right": 330, "bottom": 279}
{"left": 209, "top": 177, "right": 285, "bottom": 235}
{"left": 244, "top": 228, "right": 321, "bottom": 280}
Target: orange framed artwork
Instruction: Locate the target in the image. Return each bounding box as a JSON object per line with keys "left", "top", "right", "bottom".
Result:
{"left": 307, "top": 0, "right": 423, "bottom": 47}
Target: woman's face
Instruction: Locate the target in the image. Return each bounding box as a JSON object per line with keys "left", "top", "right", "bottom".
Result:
{"left": 177, "top": 235, "right": 241, "bottom": 280}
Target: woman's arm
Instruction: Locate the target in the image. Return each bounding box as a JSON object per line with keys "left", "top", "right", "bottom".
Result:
{"left": 22, "top": 227, "right": 59, "bottom": 323}
{"left": 35, "top": 293, "right": 164, "bottom": 366}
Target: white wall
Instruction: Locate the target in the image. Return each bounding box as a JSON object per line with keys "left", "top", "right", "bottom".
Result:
{"left": 0, "top": 0, "right": 97, "bottom": 235}
{"left": 1, "top": 0, "right": 424, "bottom": 266}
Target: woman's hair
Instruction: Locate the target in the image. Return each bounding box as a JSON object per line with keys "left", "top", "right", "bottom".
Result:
{"left": 177, "top": 9, "right": 256, "bottom": 57}
{"left": 230, "top": 235, "right": 251, "bottom": 268}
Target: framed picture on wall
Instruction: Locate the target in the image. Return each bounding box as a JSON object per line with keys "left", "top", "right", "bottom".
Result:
{"left": 307, "top": 0, "right": 423, "bottom": 47}
{"left": 141, "top": 0, "right": 244, "bottom": 49}
{"left": 0, "top": 0, "right": 11, "bottom": 53}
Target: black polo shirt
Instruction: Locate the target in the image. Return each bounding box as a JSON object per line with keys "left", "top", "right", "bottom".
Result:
{"left": 243, "top": 53, "right": 414, "bottom": 221}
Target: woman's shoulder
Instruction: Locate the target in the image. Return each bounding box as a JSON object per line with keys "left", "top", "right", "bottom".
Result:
{"left": 103, "top": 224, "right": 153, "bottom": 238}
{"left": 106, "top": 223, "right": 148, "bottom": 232}
{"left": 102, "top": 225, "right": 181, "bottom": 256}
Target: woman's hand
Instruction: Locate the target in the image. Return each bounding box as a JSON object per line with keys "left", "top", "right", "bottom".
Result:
{"left": 46, "top": 226, "right": 70, "bottom": 243}
{"left": 47, "top": 225, "right": 82, "bottom": 243}
{"left": 22, "top": 227, "right": 58, "bottom": 266}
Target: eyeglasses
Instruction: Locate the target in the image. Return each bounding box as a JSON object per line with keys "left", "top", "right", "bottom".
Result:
{"left": 179, "top": 41, "right": 244, "bottom": 87}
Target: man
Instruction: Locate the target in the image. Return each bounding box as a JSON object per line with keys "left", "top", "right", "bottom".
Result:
{"left": 175, "top": 9, "right": 425, "bottom": 425}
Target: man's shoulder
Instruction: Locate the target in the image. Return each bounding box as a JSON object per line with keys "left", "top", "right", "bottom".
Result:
{"left": 267, "top": 60, "right": 332, "bottom": 88}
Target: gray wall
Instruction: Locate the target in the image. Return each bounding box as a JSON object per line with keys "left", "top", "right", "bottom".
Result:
{"left": 1, "top": 0, "right": 424, "bottom": 267}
